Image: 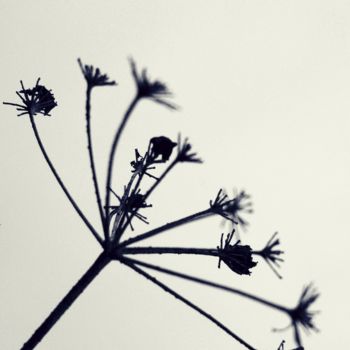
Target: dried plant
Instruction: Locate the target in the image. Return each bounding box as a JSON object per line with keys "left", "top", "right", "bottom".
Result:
{"left": 3, "top": 58, "right": 319, "bottom": 350}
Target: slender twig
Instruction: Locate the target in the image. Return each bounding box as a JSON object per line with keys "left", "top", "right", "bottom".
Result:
{"left": 110, "top": 172, "right": 138, "bottom": 241}
{"left": 121, "top": 256, "right": 289, "bottom": 314}
{"left": 21, "top": 252, "right": 111, "bottom": 350}
{"left": 120, "top": 258, "right": 257, "bottom": 350}
{"left": 144, "top": 158, "right": 177, "bottom": 200}
{"left": 85, "top": 86, "right": 105, "bottom": 229}
{"left": 104, "top": 96, "right": 139, "bottom": 238}
{"left": 29, "top": 114, "right": 103, "bottom": 246}
{"left": 121, "top": 246, "right": 218, "bottom": 257}
{"left": 118, "top": 208, "right": 213, "bottom": 248}
{"left": 119, "top": 158, "right": 178, "bottom": 233}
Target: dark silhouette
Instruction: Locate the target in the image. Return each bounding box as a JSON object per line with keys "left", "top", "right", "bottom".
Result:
{"left": 3, "top": 58, "right": 319, "bottom": 350}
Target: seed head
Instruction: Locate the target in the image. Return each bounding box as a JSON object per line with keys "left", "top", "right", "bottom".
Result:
{"left": 3, "top": 79, "right": 57, "bottom": 117}
{"left": 217, "top": 230, "right": 257, "bottom": 275}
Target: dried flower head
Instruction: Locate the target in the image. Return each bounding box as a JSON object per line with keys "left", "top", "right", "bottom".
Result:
{"left": 130, "top": 149, "right": 158, "bottom": 180}
{"left": 289, "top": 284, "right": 319, "bottom": 347}
{"left": 210, "top": 189, "right": 252, "bottom": 227}
{"left": 222, "top": 190, "right": 253, "bottom": 228}
{"left": 257, "top": 232, "right": 284, "bottom": 279}
{"left": 149, "top": 136, "right": 177, "bottom": 162}
{"left": 108, "top": 188, "right": 152, "bottom": 230}
{"left": 176, "top": 134, "right": 202, "bottom": 163}
{"left": 130, "top": 57, "right": 177, "bottom": 109}
{"left": 217, "top": 230, "right": 257, "bottom": 275}
{"left": 3, "top": 79, "right": 57, "bottom": 116}
{"left": 78, "top": 58, "right": 116, "bottom": 87}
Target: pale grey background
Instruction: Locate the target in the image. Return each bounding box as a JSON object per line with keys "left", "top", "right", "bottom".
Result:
{"left": 0, "top": 1, "right": 349, "bottom": 349}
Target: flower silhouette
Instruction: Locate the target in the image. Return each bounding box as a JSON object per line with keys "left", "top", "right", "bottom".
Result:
{"left": 218, "top": 231, "right": 257, "bottom": 275}
{"left": 78, "top": 58, "right": 116, "bottom": 87}
{"left": 130, "top": 57, "right": 177, "bottom": 109}
{"left": 4, "top": 79, "right": 57, "bottom": 116}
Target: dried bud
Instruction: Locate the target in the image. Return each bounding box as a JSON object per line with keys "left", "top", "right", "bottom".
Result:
{"left": 218, "top": 231, "right": 257, "bottom": 275}
{"left": 149, "top": 136, "right": 177, "bottom": 162}
{"left": 4, "top": 79, "right": 57, "bottom": 117}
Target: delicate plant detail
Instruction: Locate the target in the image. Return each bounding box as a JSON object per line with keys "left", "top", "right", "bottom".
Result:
{"left": 108, "top": 188, "right": 152, "bottom": 230}
{"left": 78, "top": 58, "right": 116, "bottom": 88}
{"left": 210, "top": 189, "right": 252, "bottom": 226}
{"left": 255, "top": 232, "right": 284, "bottom": 279}
{"left": 176, "top": 134, "right": 203, "bottom": 163}
{"left": 130, "top": 57, "right": 177, "bottom": 109}
{"left": 4, "top": 79, "right": 57, "bottom": 116}
{"left": 288, "top": 284, "right": 320, "bottom": 347}
{"left": 3, "top": 59, "right": 319, "bottom": 350}
{"left": 217, "top": 230, "right": 257, "bottom": 275}
{"left": 277, "top": 340, "right": 304, "bottom": 350}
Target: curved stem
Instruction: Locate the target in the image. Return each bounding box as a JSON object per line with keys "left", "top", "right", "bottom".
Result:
{"left": 29, "top": 114, "right": 103, "bottom": 246}
{"left": 121, "top": 259, "right": 257, "bottom": 350}
{"left": 118, "top": 208, "right": 212, "bottom": 248}
{"left": 104, "top": 95, "right": 139, "bottom": 236}
{"left": 21, "top": 252, "right": 110, "bottom": 350}
{"left": 122, "top": 256, "right": 289, "bottom": 314}
{"left": 85, "top": 86, "right": 105, "bottom": 230}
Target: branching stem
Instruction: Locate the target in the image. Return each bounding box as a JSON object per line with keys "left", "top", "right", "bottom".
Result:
{"left": 120, "top": 258, "right": 257, "bottom": 350}
{"left": 104, "top": 95, "right": 139, "bottom": 234}
{"left": 121, "top": 256, "right": 290, "bottom": 314}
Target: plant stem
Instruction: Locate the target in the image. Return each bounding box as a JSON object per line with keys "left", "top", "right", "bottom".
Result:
{"left": 119, "top": 158, "right": 177, "bottom": 233}
{"left": 122, "top": 256, "right": 289, "bottom": 314}
{"left": 118, "top": 208, "right": 213, "bottom": 248}
{"left": 21, "top": 252, "right": 111, "bottom": 350}
{"left": 29, "top": 114, "right": 103, "bottom": 246}
{"left": 122, "top": 246, "right": 218, "bottom": 257}
{"left": 104, "top": 95, "right": 139, "bottom": 235}
{"left": 121, "top": 259, "right": 257, "bottom": 350}
{"left": 144, "top": 158, "right": 177, "bottom": 200}
{"left": 85, "top": 86, "right": 105, "bottom": 230}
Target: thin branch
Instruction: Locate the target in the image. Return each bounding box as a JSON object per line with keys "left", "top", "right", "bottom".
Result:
{"left": 122, "top": 256, "right": 289, "bottom": 314}
{"left": 119, "top": 158, "right": 177, "bottom": 233}
{"left": 29, "top": 114, "right": 103, "bottom": 246}
{"left": 118, "top": 208, "right": 213, "bottom": 248}
{"left": 120, "top": 258, "right": 257, "bottom": 350}
{"left": 121, "top": 246, "right": 218, "bottom": 257}
{"left": 85, "top": 86, "right": 105, "bottom": 229}
{"left": 104, "top": 95, "right": 139, "bottom": 238}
